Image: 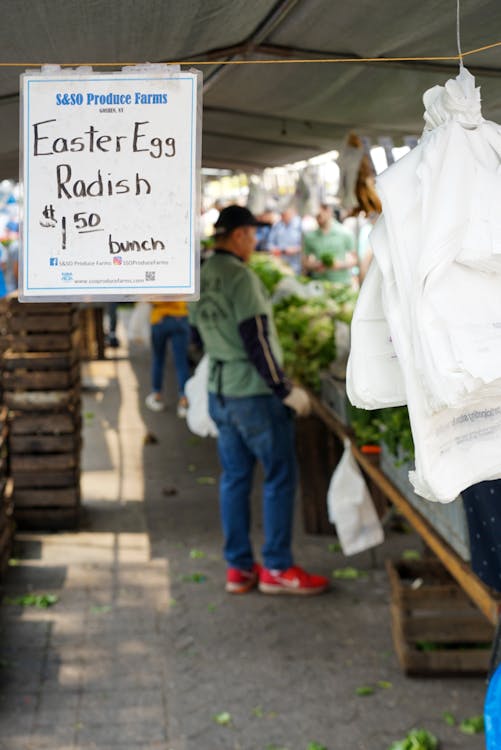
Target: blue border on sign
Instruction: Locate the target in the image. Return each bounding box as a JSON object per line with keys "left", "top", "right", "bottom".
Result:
{"left": 25, "top": 76, "right": 195, "bottom": 292}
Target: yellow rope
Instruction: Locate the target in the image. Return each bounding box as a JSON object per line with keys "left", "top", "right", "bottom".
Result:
{"left": 1, "top": 40, "right": 501, "bottom": 67}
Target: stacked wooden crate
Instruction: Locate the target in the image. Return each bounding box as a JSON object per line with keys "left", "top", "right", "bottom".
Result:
{"left": 0, "top": 405, "right": 14, "bottom": 580}
{"left": 387, "top": 558, "right": 494, "bottom": 675}
{"left": 3, "top": 298, "right": 81, "bottom": 529}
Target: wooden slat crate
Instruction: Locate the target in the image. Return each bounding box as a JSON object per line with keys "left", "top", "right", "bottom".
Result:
{"left": 2, "top": 299, "right": 82, "bottom": 531}
{"left": 295, "top": 415, "right": 341, "bottom": 534}
{"left": 386, "top": 558, "right": 494, "bottom": 675}
{"left": 9, "top": 412, "right": 80, "bottom": 436}
{"left": 3, "top": 350, "right": 78, "bottom": 371}
{"left": 13, "top": 507, "right": 79, "bottom": 531}
{"left": 0, "top": 480, "right": 14, "bottom": 579}
{"left": 6, "top": 327, "right": 81, "bottom": 353}
{"left": 4, "top": 388, "right": 80, "bottom": 412}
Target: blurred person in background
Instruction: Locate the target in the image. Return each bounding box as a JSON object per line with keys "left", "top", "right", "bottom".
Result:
{"left": 303, "top": 203, "right": 357, "bottom": 284}
{"left": 266, "top": 207, "right": 302, "bottom": 274}
{"left": 145, "top": 301, "right": 191, "bottom": 417}
{"left": 254, "top": 207, "right": 278, "bottom": 251}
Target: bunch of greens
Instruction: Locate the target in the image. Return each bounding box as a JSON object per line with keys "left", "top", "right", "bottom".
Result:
{"left": 347, "top": 404, "right": 415, "bottom": 461}
{"left": 376, "top": 406, "right": 414, "bottom": 463}
{"left": 347, "top": 405, "right": 384, "bottom": 447}
{"left": 320, "top": 281, "right": 359, "bottom": 324}
{"left": 387, "top": 728, "right": 438, "bottom": 750}
{"left": 273, "top": 296, "right": 337, "bottom": 390}
{"left": 249, "top": 253, "right": 294, "bottom": 293}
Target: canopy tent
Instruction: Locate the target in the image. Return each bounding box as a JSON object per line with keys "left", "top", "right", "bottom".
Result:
{"left": 1, "top": 0, "right": 501, "bottom": 175}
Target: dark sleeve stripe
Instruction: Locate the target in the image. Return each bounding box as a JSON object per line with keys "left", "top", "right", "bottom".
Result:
{"left": 238, "top": 315, "right": 290, "bottom": 399}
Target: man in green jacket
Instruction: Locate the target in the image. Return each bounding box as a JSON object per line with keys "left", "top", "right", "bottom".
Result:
{"left": 190, "top": 205, "right": 329, "bottom": 596}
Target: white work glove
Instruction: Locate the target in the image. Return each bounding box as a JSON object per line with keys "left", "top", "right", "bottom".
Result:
{"left": 283, "top": 386, "right": 311, "bottom": 417}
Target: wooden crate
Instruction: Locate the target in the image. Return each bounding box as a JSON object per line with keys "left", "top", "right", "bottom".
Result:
{"left": 3, "top": 364, "right": 80, "bottom": 391}
{"left": 386, "top": 558, "right": 494, "bottom": 675}
{"left": 6, "top": 328, "right": 81, "bottom": 353}
{"left": 13, "top": 507, "right": 79, "bottom": 531}
{"left": 3, "top": 299, "right": 82, "bottom": 532}
{"left": 0, "top": 480, "right": 14, "bottom": 579}
{"left": 4, "top": 388, "right": 80, "bottom": 412}
{"left": 295, "top": 415, "right": 342, "bottom": 534}
{"left": 12, "top": 469, "right": 78, "bottom": 489}
{"left": 9, "top": 412, "right": 80, "bottom": 436}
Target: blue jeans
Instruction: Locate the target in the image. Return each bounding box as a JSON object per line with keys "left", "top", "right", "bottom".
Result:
{"left": 208, "top": 392, "right": 297, "bottom": 571}
{"left": 151, "top": 316, "right": 190, "bottom": 396}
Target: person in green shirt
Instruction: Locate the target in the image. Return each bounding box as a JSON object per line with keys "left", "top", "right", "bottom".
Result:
{"left": 189, "top": 205, "right": 329, "bottom": 597}
{"left": 303, "top": 204, "right": 357, "bottom": 284}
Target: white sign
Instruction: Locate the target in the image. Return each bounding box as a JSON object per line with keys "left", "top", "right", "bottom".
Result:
{"left": 20, "top": 66, "right": 201, "bottom": 301}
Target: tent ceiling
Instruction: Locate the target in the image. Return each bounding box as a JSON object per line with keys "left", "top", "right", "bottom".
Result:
{"left": 1, "top": 0, "right": 501, "bottom": 175}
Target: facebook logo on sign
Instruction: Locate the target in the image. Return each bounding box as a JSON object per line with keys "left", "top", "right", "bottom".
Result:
{"left": 49, "top": 257, "right": 58, "bottom": 266}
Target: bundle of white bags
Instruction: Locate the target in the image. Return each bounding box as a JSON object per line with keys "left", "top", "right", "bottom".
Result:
{"left": 347, "top": 66, "right": 501, "bottom": 503}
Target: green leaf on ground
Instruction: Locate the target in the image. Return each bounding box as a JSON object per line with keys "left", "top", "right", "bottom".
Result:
{"left": 377, "top": 681, "right": 392, "bottom": 689}
{"left": 90, "top": 605, "right": 112, "bottom": 615}
{"left": 4, "top": 594, "right": 58, "bottom": 608}
{"left": 84, "top": 411, "right": 95, "bottom": 421}
{"left": 442, "top": 711, "right": 456, "bottom": 726}
{"left": 355, "top": 686, "right": 374, "bottom": 696}
{"left": 190, "top": 549, "right": 205, "bottom": 559}
{"left": 252, "top": 706, "right": 264, "bottom": 718}
{"left": 213, "top": 711, "right": 232, "bottom": 726}
{"left": 307, "top": 743, "right": 327, "bottom": 750}
{"left": 327, "top": 542, "right": 342, "bottom": 553}
{"left": 402, "top": 549, "right": 421, "bottom": 561}
{"left": 207, "top": 603, "right": 217, "bottom": 613}
{"left": 181, "top": 572, "right": 207, "bottom": 583}
{"left": 459, "top": 716, "right": 484, "bottom": 734}
{"left": 332, "top": 567, "right": 368, "bottom": 580}
{"left": 196, "top": 476, "right": 216, "bottom": 485}
{"left": 387, "top": 728, "right": 438, "bottom": 750}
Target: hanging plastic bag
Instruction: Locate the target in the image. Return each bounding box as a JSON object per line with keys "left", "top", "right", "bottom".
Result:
{"left": 327, "top": 438, "right": 384, "bottom": 555}
{"left": 185, "top": 355, "right": 218, "bottom": 438}
{"left": 127, "top": 301, "right": 151, "bottom": 348}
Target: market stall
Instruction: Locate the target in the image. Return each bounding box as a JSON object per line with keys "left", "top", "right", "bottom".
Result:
{"left": 248, "top": 250, "right": 501, "bottom": 678}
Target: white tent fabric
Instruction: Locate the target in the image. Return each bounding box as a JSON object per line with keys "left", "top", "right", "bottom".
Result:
{"left": 1, "top": 0, "right": 501, "bottom": 174}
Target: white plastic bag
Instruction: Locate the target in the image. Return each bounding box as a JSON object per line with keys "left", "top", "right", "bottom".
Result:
{"left": 127, "top": 301, "right": 151, "bottom": 347}
{"left": 327, "top": 439, "right": 384, "bottom": 555}
{"left": 185, "top": 355, "right": 218, "bottom": 438}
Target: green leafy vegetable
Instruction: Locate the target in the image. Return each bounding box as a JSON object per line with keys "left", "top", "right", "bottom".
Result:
{"left": 355, "top": 686, "right": 374, "bottom": 696}
{"left": 402, "top": 550, "right": 421, "bottom": 561}
{"left": 196, "top": 476, "right": 216, "bottom": 485}
{"left": 307, "top": 743, "right": 327, "bottom": 750}
{"left": 4, "top": 593, "right": 58, "bottom": 608}
{"left": 459, "top": 716, "right": 484, "bottom": 734}
{"left": 387, "top": 728, "right": 438, "bottom": 750}
{"left": 181, "top": 572, "right": 207, "bottom": 583}
{"left": 213, "top": 711, "right": 232, "bottom": 726}
{"left": 332, "top": 567, "right": 368, "bottom": 580}
{"left": 442, "top": 712, "right": 456, "bottom": 726}
{"left": 327, "top": 542, "right": 341, "bottom": 553}
{"left": 189, "top": 549, "right": 205, "bottom": 559}
{"left": 377, "top": 681, "right": 392, "bottom": 689}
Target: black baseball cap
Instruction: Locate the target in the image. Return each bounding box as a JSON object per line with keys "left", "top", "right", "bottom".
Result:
{"left": 213, "top": 205, "right": 260, "bottom": 236}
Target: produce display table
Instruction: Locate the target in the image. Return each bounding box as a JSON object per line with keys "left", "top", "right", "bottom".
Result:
{"left": 309, "top": 391, "right": 501, "bottom": 627}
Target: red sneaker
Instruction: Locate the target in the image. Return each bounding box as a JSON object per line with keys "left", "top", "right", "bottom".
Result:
{"left": 259, "top": 565, "right": 329, "bottom": 595}
{"left": 225, "top": 563, "right": 261, "bottom": 594}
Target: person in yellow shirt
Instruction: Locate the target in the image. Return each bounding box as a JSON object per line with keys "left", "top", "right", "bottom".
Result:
{"left": 145, "top": 301, "right": 190, "bottom": 417}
